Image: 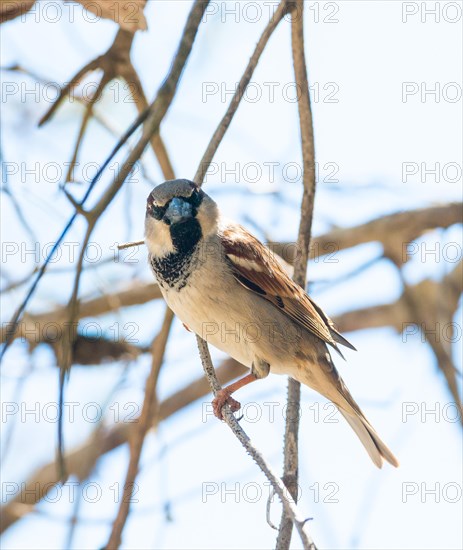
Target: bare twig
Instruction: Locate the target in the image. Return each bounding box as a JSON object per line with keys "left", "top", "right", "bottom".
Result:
{"left": 2, "top": 64, "right": 155, "bottom": 180}
{"left": 393, "top": 261, "right": 462, "bottom": 409}
{"left": 194, "top": 0, "right": 291, "bottom": 184}
{"left": 277, "top": 2, "right": 317, "bottom": 547}
{"left": 56, "top": 223, "right": 95, "bottom": 478}
{"left": 196, "top": 337, "right": 317, "bottom": 550}
{"left": 0, "top": 282, "right": 162, "bottom": 346}
{"left": 117, "top": 240, "right": 145, "bottom": 250}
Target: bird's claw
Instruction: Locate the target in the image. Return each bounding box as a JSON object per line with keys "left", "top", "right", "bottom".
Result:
{"left": 212, "top": 390, "right": 241, "bottom": 419}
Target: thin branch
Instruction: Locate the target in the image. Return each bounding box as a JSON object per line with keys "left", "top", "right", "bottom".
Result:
{"left": 38, "top": 58, "right": 100, "bottom": 127}
{"left": 104, "top": 308, "right": 174, "bottom": 549}
{"left": 57, "top": 222, "right": 96, "bottom": 479}
{"left": 278, "top": 2, "right": 317, "bottom": 547}
{"left": 64, "top": 484, "right": 84, "bottom": 550}
{"left": 123, "top": 59, "right": 176, "bottom": 180}
{"left": 194, "top": 0, "right": 291, "bottom": 184}
{"left": 64, "top": 73, "right": 110, "bottom": 183}
{"left": 195, "top": 336, "right": 317, "bottom": 550}
{"left": 117, "top": 240, "right": 145, "bottom": 250}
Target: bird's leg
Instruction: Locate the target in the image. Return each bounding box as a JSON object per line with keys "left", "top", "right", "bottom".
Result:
{"left": 212, "top": 373, "right": 257, "bottom": 420}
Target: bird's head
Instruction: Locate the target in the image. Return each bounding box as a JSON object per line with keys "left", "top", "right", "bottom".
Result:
{"left": 145, "top": 179, "right": 219, "bottom": 257}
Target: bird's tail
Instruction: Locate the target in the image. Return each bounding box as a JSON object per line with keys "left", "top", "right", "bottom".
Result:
{"left": 338, "top": 408, "right": 399, "bottom": 468}
{"left": 296, "top": 365, "right": 399, "bottom": 468}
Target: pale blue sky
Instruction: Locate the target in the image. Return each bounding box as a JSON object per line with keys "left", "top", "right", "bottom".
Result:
{"left": 1, "top": 1, "right": 462, "bottom": 549}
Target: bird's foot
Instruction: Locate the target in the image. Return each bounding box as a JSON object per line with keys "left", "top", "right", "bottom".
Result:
{"left": 212, "top": 390, "right": 241, "bottom": 420}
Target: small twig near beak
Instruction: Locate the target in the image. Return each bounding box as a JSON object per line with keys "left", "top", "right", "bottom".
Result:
{"left": 117, "top": 240, "right": 145, "bottom": 250}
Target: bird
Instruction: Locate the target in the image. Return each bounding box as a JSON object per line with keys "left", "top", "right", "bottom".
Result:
{"left": 144, "top": 178, "right": 399, "bottom": 468}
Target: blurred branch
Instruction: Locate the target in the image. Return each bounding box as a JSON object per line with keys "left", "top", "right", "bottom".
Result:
{"left": 0, "top": 0, "right": 148, "bottom": 29}
{"left": 0, "top": 357, "right": 247, "bottom": 533}
{"left": 0, "top": 281, "right": 162, "bottom": 346}
{"left": 332, "top": 263, "right": 462, "bottom": 336}
{"left": 196, "top": 337, "right": 316, "bottom": 550}
{"left": 61, "top": 334, "right": 147, "bottom": 366}
{"left": 1, "top": 64, "right": 156, "bottom": 183}
{"left": 278, "top": 2, "right": 316, "bottom": 546}
{"left": 0, "top": 0, "right": 35, "bottom": 23}
{"left": 76, "top": 0, "right": 147, "bottom": 32}
{"left": 57, "top": 226, "right": 94, "bottom": 475}
{"left": 39, "top": 27, "right": 174, "bottom": 183}
{"left": 105, "top": 308, "right": 173, "bottom": 549}
{"left": 273, "top": 202, "right": 462, "bottom": 265}
{"left": 336, "top": 260, "right": 462, "bottom": 407}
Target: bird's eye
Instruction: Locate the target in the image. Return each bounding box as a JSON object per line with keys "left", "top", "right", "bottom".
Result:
{"left": 190, "top": 187, "right": 202, "bottom": 207}
{"left": 150, "top": 204, "right": 166, "bottom": 220}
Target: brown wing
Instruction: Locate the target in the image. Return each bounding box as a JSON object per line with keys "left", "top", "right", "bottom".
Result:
{"left": 221, "top": 224, "right": 355, "bottom": 355}
{"left": 307, "top": 296, "right": 356, "bottom": 351}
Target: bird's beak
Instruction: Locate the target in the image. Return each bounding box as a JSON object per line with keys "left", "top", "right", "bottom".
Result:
{"left": 165, "top": 197, "right": 193, "bottom": 224}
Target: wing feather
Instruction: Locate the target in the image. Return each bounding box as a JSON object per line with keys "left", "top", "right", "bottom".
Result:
{"left": 221, "top": 224, "right": 355, "bottom": 354}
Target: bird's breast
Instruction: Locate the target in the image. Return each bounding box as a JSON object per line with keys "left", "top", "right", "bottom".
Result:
{"left": 157, "top": 257, "right": 310, "bottom": 375}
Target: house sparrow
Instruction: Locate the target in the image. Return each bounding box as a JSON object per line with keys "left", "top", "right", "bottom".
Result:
{"left": 145, "top": 179, "right": 399, "bottom": 468}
